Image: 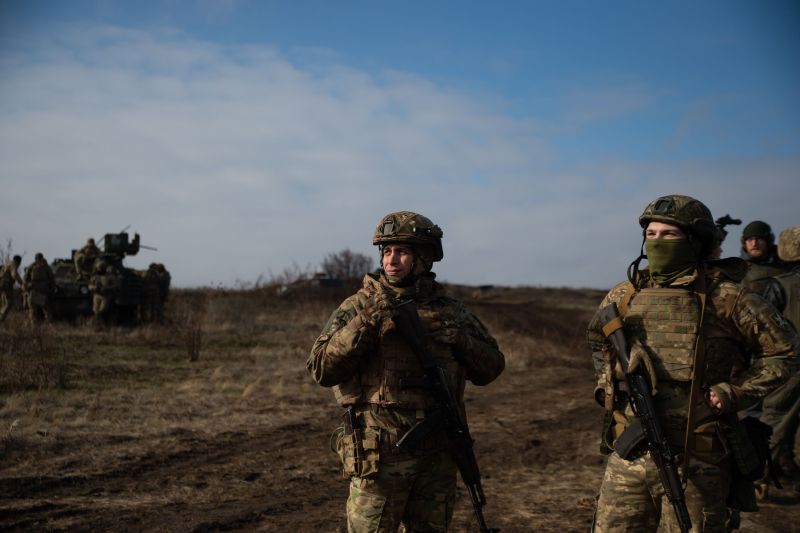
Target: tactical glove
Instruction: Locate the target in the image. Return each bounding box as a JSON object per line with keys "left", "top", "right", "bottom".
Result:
{"left": 428, "top": 317, "right": 466, "bottom": 347}
{"left": 350, "top": 291, "right": 395, "bottom": 331}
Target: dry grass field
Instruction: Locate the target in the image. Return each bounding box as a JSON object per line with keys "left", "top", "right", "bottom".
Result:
{"left": 1, "top": 284, "right": 798, "bottom": 532}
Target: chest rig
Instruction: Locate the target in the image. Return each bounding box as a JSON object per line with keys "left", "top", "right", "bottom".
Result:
{"left": 624, "top": 287, "right": 700, "bottom": 384}
{"left": 333, "top": 306, "right": 465, "bottom": 410}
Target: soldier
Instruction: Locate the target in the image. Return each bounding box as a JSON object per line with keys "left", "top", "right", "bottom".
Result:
{"left": 23, "top": 252, "right": 55, "bottom": 324}
{"left": 740, "top": 220, "right": 787, "bottom": 293}
{"left": 140, "top": 263, "right": 163, "bottom": 323}
{"left": 0, "top": 254, "right": 23, "bottom": 322}
{"left": 758, "top": 225, "right": 800, "bottom": 489}
{"left": 307, "top": 211, "right": 505, "bottom": 532}
{"left": 587, "top": 195, "right": 799, "bottom": 531}
{"left": 73, "top": 238, "right": 101, "bottom": 279}
{"left": 155, "top": 263, "right": 171, "bottom": 311}
{"left": 89, "top": 259, "right": 119, "bottom": 327}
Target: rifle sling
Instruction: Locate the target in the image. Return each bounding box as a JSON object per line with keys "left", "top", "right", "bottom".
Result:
{"left": 682, "top": 265, "right": 708, "bottom": 483}
{"left": 601, "top": 316, "right": 625, "bottom": 338}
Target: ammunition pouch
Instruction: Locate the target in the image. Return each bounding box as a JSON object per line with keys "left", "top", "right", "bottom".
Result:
{"left": 613, "top": 418, "right": 647, "bottom": 460}
{"left": 332, "top": 423, "right": 380, "bottom": 479}
{"left": 724, "top": 416, "right": 773, "bottom": 513}
{"left": 723, "top": 416, "right": 771, "bottom": 481}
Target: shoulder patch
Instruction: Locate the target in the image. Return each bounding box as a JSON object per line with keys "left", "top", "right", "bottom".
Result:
{"left": 770, "top": 310, "right": 793, "bottom": 332}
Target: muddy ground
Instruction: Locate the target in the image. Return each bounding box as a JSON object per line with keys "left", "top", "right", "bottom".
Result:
{"left": 0, "top": 286, "right": 798, "bottom": 532}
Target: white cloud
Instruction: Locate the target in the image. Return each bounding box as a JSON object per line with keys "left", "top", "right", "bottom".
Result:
{"left": 0, "top": 25, "right": 797, "bottom": 289}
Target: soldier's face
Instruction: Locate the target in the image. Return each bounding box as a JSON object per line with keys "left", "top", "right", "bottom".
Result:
{"left": 382, "top": 244, "right": 415, "bottom": 278}
{"left": 645, "top": 221, "right": 686, "bottom": 240}
{"left": 744, "top": 237, "right": 768, "bottom": 258}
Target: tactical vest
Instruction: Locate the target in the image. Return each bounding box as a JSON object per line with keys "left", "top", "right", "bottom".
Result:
{"left": 333, "top": 314, "right": 465, "bottom": 410}
{"left": 623, "top": 287, "right": 701, "bottom": 445}
{"left": 27, "top": 264, "right": 53, "bottom": 292}
{"left": 625, "top": 287, "right": 700, "bottom": 382}
{"left": 774, "top": 270, "right": 800, "bottom": 330}
{"left": 742, "top": 262, "right": 786, "bottom": 294}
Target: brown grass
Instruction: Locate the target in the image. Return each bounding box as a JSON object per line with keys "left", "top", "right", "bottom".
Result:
{"left": 0, "top": 284, "right": 796, "bottom": 532}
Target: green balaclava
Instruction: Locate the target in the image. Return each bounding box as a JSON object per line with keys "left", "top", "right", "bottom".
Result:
{"left": 645, "top": 238, "right": 702, "bottom": 286}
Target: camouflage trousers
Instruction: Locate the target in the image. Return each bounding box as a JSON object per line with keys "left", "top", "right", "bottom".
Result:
{"left": 760, "top": 369, "right": 800, "bottom": 462}
{"left": 27, "top": 291, "right": 50, "bottom": 324}
{"left": 593, "top": 452, "right": 731, "bottom": 532}
{"left": 346, "top": 448, "right": 457, "bottom": 533}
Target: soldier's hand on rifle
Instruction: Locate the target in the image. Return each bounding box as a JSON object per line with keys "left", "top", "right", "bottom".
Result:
{"left": 428, "top": 317, "right": 465, "bottom": 347}
{"left": 353, "top": 291, "right": 395, "bottom": 330}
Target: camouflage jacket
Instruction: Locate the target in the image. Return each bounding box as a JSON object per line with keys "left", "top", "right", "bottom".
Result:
{"left": 24, "top": 261, "right": 55, "bottom": 294}
{"left": 308, "top": 272, "right": 504, "bottom": 432}
{"left": 89, "top": 273, "right": 121, "bottom": 295}
{"left": 0, "top": 261, "right": 23, "bottom": 290}
{"left": 587, "top": 260, "right": 799, "bottom": 448}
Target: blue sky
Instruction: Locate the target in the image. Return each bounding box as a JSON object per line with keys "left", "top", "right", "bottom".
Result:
{"left": 1, "top": 1, "right": 798, "bottom": 288}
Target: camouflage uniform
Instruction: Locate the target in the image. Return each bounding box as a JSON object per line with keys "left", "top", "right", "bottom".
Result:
{"left": 758, "top": 225, "right": 800, "bottom": 482}
{"left": 587, "top": 196, "right": 800, "bottom": 532}
{"left": 140, "top": 263, "right": 163, "bottom": 323}
{"left": 308, "top": 212, "right": 505, "bottom": 533}
{"left": 156, "top": 263, "right": 171, "bottom": 315}
{"left": 89, "top": 261, "right": 120, "bottom": 327}
{"left": 0, "top": 256, "right": 23, "bottom": 322}
{"left": 23, "top": 254, "right": 55, "bottom": 324}
{"left": 73, "top": 238, "right": 100, "bottom": 279}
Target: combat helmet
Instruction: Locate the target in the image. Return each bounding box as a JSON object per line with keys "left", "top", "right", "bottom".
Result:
{"left": 741, "top": 220, "right": 774, "bottom": 245}
{"left": 372, "top": 211, "right": 444, "bottom": 266}
{"left": 639, "top": 195, "right": 717, "bottom": 257}
{"left": 778, "top": 225, "right": 800, "bottom": 262}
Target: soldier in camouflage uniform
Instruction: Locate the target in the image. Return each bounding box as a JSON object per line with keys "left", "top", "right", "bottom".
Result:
{"left": 140, "top": 263, "right": 165, "bottom": 324}
{"left": 740, "top": 220, "right": 787, "bottom": 293}
{"left": 89, "top": 260, "right": 120, "bottom": 328}
{"left": 23, "top": 253, "right": 55, "bottom": 324}
{"left": 587, "top": 195, "right": 799, "bottom": 532}
{"left": 155, "top": 263, "right": 171, "bottom": 314}
{"left": 73, "top": 238, "right": 101, "bottom": 279}
{"left": 308, "top": 211, "right": 505, "bottom": 532}
{"left": 0, "top": 255, "right": 23, "bottom": 322}
{"left": 758, "top": 225, "right": 800, "bottom": 487}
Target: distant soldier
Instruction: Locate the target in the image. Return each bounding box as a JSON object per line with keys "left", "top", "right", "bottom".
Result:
{"left": 156, "top": 263, "right": 171, "bottom": 310}
{"left": 140, "top": 263, "right": 163, "bottom": 323}
{"left": 89, "top": 260, "right": 119, "bottom": 327}
{"left": 0, "top": 254, "right": 23, "bottom": 322}
{"left": 74, "top": 238, "right": 101, "bottom": 279}
{"left": 740, "top": 220, "right": 787, "bottom": 293}
{"left": 758, "top": 225, "right": 800, "bottom": 489}
{"left": 23, "top": 253, "right": 55, "bottom": 324}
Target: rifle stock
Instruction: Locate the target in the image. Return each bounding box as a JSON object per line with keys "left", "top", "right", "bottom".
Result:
{"left": 393, "top": 299, "right": 498, "bottom": 533}
{"left": 598, "top": 302, "right": 692, "bottom": 533}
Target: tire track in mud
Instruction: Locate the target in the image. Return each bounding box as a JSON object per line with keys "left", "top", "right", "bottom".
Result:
{"left": 0, "top": 420, "right": 340, "bottom": 531}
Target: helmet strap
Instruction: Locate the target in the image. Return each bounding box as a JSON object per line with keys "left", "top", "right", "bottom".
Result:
{"left": 627, "top": 234, "right": 647, "bottom": 287}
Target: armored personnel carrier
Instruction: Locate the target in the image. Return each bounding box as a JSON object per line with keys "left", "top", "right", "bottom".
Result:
{"left": 51, "top": 232, "right": 148, "bottom": 324}
{"left": 50, "top": 258, "right": 92, "bottom": 320}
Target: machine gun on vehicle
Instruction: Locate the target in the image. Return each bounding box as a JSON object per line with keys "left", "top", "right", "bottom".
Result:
{"left": 715, "top": 214, "right": 741, "bottom": 246}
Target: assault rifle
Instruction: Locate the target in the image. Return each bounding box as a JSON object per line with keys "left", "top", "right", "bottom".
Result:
{"left": 393, "top": 299, "right": 498, "bottom": 533}
{"left": 598, "top": 303, "right": 692, "bottom": 533}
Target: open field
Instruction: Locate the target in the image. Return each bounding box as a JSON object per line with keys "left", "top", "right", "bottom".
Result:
{"left": 1, "top": 284, "right": 798, "bottom": 532}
